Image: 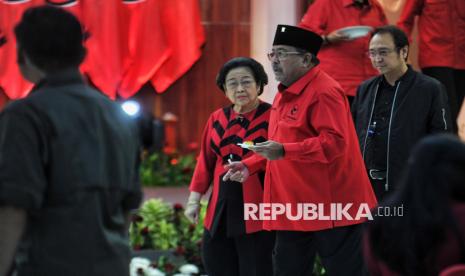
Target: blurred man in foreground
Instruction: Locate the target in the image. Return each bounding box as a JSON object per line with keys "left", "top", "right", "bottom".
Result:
{"left": 0, "top": 6, "right": 141, "bottom": 276}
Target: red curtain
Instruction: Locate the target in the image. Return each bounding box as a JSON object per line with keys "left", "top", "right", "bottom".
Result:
{"left": 80, "top": 0, "right": 124, "bottom": 99}
{"left": 0, "top": 0, "right": 205, "bottom": 100}
{"left": 150, "top": 0, "right": 205, "bottom": 93}
{"left": 0, "top": 0, "right": 42, "bottom": 100}
{"left": 118, "top": 0, "right": 171, "bottom": 98}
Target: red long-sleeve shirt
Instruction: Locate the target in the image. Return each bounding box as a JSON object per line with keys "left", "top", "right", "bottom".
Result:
{"left": 244, "top": 67, "right": 377, "bottom": 231}
{"left": 300, "top": 0, "right": 387, "bottom": 96}
{"left": 398, "top": 0, "right": 465, "bottom": 69}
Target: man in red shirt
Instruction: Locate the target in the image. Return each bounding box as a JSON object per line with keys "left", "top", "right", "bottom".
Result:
{"left": 398, "top": 0, "right": 465, "bottom": 131}
{"left": 225, "top": 25, "right": 377, "bottom": 276}
{"left": 299, "top": 0, "right": 387, "bottom": 104}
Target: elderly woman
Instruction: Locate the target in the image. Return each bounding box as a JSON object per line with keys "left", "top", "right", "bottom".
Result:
{"left": 184, "top": 57, "right": 274, "bottom": 276}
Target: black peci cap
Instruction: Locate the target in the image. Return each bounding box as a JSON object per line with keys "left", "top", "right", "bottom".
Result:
{"left": 273, "top": 24, "right": 323, "bottom": 56}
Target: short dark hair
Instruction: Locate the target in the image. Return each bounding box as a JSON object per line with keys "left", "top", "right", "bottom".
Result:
{"left": 371, "top": 25, "right": 409, "bottom": 59}
{"left": 14, "top": 5, "right": 86, "bottom": 72}
{"left": 216, "top": 57, "right": 268, "bottom": 95}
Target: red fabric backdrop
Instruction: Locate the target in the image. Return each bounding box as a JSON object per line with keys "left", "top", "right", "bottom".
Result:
{"left": 0, "top": 0, "right": 205, "bottom": 100}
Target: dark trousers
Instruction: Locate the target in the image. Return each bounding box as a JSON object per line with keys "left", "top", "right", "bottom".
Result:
{"left": 370, "top": 178, "right": 388, "bottom": 202}
{"left": 273, "top": 224, "right": 366, "bottom": 276}
{"left": 423, "top": 67, "right": 465, "bottom": 132}
{"left": 202, "top": 223, "right": 275, "bottom": 276}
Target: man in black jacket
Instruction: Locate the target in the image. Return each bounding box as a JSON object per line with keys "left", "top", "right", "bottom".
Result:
{"left": 352, "top": 25, "right": 451, "bottom": 201}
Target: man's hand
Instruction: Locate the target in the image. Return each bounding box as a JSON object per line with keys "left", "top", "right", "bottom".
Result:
{"left": 184, "top": 192, "right": 201, "bottom": 224}
{"left": 223, "top": 162, "right": 250, "bottom": 183}
{"left": 458, "top": 99, "right": 465, "bottom": 141}
{"left": 0, "top": 206, "right": 27, "bottom": 276}
{"left": 249, "top": 140, "right": 284, "bottom": 160}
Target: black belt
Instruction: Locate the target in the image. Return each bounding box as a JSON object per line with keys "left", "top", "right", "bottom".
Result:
{"left": 368, "top": 169, "right": 386, "bottom": 180}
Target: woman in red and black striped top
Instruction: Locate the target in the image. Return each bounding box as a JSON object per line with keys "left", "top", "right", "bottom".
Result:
{"left": 185, "top": 57, "right": 274, "bottom": 276}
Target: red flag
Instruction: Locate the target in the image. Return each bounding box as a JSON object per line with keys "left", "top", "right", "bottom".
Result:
{"left": 80, "top": 0, "right": 123, "bottom": 99}
{"left": 150, "top": 0, "right": 205, "bottom": 93}
{"left": 118, "top": 0, "right": 171, "bottom": 98}
{"left": 0, "top": 0, "right": 43, "bottom": 99}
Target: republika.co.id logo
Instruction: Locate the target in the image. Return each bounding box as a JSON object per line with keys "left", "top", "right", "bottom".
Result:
{"left": 244, "top": 203, "right": 404, "bottom": 221}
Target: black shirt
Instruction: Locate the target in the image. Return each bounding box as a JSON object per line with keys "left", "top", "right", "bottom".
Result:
{"left": 365, "top": 77, "right": 398, "bottom": 170}
{"left": 0, "top": 69, "right": 142, "bottom": 276}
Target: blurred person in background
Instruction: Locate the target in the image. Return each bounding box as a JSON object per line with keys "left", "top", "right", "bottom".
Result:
{"left": 300, "top": 0, "right": 387, "bottom": 105}
{"left": 184, "top": 57, "right": 274, "bottom": 276}
{"left": 459, "top": 100, "right": 465, "bottom": 141}
{"left": 0, "top": 6, "right": 141, "bottom": 276}
{"left": 398, "top": 0, "right": 465, "bottom": 132}
{"left": 364, "top": 134, "right": 465, "bottom": 276}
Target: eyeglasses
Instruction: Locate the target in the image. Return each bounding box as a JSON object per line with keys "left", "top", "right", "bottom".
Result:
{"left": 267, "top": 50, "right": 302, "bottom": 61}
{"left": 225, "top": 79, "right": 255, "bottom": 90}
{"left": 367, "top": 48, "right": 398, "bottom": 58}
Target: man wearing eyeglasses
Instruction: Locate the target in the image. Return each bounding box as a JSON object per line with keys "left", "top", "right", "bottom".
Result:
{"left": 224, "top": 24, "right": 377, "bottom": 276}
{"left": 352, "top": 25, "right": 451, "bottom": 201}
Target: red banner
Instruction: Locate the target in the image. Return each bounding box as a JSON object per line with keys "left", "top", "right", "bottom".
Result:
{"left": 150, "top": 0, "right": 205, "bottom": 93}
{"left": 0, "top": 0, "right": 205, "bottom": 99}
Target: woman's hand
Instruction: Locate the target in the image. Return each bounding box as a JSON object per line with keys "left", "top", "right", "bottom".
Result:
{"left": 184, "top": 192, "right": 201, "bottom": 224}
{"left": 223, "top": 162, "right": 250, "bottom": 183}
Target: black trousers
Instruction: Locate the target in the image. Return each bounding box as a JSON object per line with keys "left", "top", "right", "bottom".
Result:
{"left": 273, "top": 223, "right": 367, "bottom": 276}
{"left": 202, "top": 221, "right": 275, "bottom": 276}
{"left": 422, "top": 67, "right": 465, "bottom": 132}
{"left": 369, "top": 178, "right": 389, "bottom": 202}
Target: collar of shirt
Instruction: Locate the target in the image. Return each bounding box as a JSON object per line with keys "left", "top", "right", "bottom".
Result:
{"left": 33, "top": 68, "right": 84, "bottom": 92}
{"left": 380, "top": 65, "right": 415, "bottom": 88}
{"left": 277, "top": 66, "right": 321, "bottom": 95}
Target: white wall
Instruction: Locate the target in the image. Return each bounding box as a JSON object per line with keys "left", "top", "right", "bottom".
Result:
{"left": 251, "top": 0, "right": 299, "bottom": 103}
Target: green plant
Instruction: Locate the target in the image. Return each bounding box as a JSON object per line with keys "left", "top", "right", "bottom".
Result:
{"left": 130, "top": 199, "right": 178, "bottom": 250}
{"left": 139, "top": 152, "right": 196, "bottom": 187}
{"left": 173, "top": 201, "right": 206, "bottom": 267}
{"left": 130, "top": 199, "right": 327, "bottom": 275}
{"left": 130, "top": 199, "right": 207, "bottom": 274}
